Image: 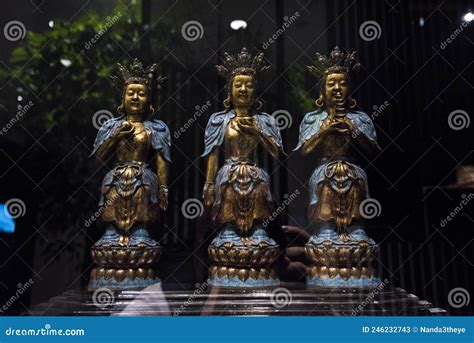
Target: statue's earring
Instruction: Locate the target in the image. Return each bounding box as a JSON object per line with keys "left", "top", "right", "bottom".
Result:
{"left": 315, "top": 95, "right": 324, "bottom": 108}
{"left": 117, "top": 104, "right": 125, "bottom": 115}
{"left": 149, "top": 105, "right": 155, "bottom": 114}
{"left": 223, "top": 96, "right": 231, "bottom": 109}
{"left": 254, "top": 99, "right": 263, "bottom": 110}
{"left": 349, "top": 98, "right": 357, "bottom": 109}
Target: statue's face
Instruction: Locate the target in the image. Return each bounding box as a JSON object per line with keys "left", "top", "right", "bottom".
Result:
{"left": 323, "top": 73, "right": 349, "bottom": 107}
{"left": 123, "top": 83, "right": 149, "bottom": 114}
{"left": 231, "top": 74, "right": 256, "bottom": 107}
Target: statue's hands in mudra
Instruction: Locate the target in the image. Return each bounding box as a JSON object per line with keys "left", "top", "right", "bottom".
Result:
{"left": 158, "top": 186, "right": 168, "bottom": 211}
{"left": 234, "top": 117, "right": 259, "bottom": 136}
{"left": 112, "top": 121, "right": 135, "bottom": 140}
{"left": 202, "top": 182, "right": 215, "bottom": 207}
{"left": 326, "top": 118, "right": 353, "bottom": 135}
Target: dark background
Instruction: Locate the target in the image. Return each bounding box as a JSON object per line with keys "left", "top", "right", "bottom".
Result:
{"left": 0, "top": 0, "right": 472, "bottom": 315}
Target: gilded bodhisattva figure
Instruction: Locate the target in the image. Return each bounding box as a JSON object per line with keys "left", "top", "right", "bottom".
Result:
{"left": 88, "top": 59, "right": 171, "bottom": 289}
{"left": 202, "top": 48, "right": 283, "bottom": 287}
{"left": 295, "top": 47, "right": 382, "bottom": 288}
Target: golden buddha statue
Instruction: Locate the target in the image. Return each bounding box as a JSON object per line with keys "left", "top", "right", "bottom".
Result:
{"left": 295, "top": 47, "right": 382, "bottom": 288}
{"left": 202, "top": 48, "right": 283, "bottom": 287}
{"left": 88, "top": 59, "right": 171, "bottom": 289}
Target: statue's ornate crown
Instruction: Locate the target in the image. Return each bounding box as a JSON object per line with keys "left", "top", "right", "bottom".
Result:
{"left": 111, "top": 58, "right": 165, "bottom": 91}
{"left": 307, "top": 46, "right": 360, "bottom": 79}
{"left": 216, "top": 47, "right": 270, "bottom": 81}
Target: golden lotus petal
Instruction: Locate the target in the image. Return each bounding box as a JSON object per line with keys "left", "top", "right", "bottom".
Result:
{"left": 238, "top": 269, "right": 249, "bottom": 281}
{"left": 339, "top": 268, "right": 350, "bottom": 280}
{"left": 116, "top": 250, "right": 126, "bottom": 263}
{"left": 99, "top": 253, "right": 108, "bottom": 265}
{"left": 105, "top": 269, "right": 114, "bottom": 280}
{"left": 239, "top": 250, "right": 250, "bottom": 264}
{"left": 260, "top": 268, "right": 269, "bottom": 279}
{"left": 90, "top": 268, "right": 97, "bottom": 279}
{"left": 115, "top": 269, "right": 126, "bottom": 282}
{"left": 327, "top": 250, "right": 338, "bottom": 265}
{"left": 351, "top": 267, "right": 361, "bottom": 279}
{"left": 307, "top": 247, "right": 317, "bottom": 259}
{"left": 227, "top": 249, "right": 237, "bottom": 263}
{"left": 328, "top": 267, "right": 338, "bottom": 278}
{"left": 217, "top": 266, "right": 227, "bottom": 278}
{"left": 147, "top": 269, "right": 155, "bottom": 279}
{"left": 126, "top": 268, "right": 136, "bottom": 281}
{"left": 253, "top": 250, "right": 263, "bottom": 264}
{"left": 97, "top": 268, "right": 105, "bottom": 279}
{"left": 259, "top": 252, "right": 268, "bottom": 265}
{"left": 218, "top": 249, "right": 228, "bottom": 263}
{"left": 250, "top": 250, "right": 259, "bottom": 264}
{"left": 208, "top": 247, "right": 217, "bottom": 262}
{"left": 137, "top": 268, "right": 147, "bottom": 279}
{"left": 306, "top": 247, "right": 316, "bottom": 262}
{"left": 318, "top": 256, "right": 328, "bottom": 266}
{"left": 319, "top": 266, "right": 328, "bottom": 277}
{"left": 339, "top": 248, "right": 349, "bottom": 263}
{"left": 361, "top": 267, "right": 370, "bottom": 277}
{"left": 249, "top": 268, "right": 259, "bottom": 280}
{"left": 267, "top": 250, "right": 277, "bottom": 264}
{"left": 209, "top": 265, "right": 218, "bottom": 277}
{"left": 227, "top": 267, "right": 236, "bottom": 278}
